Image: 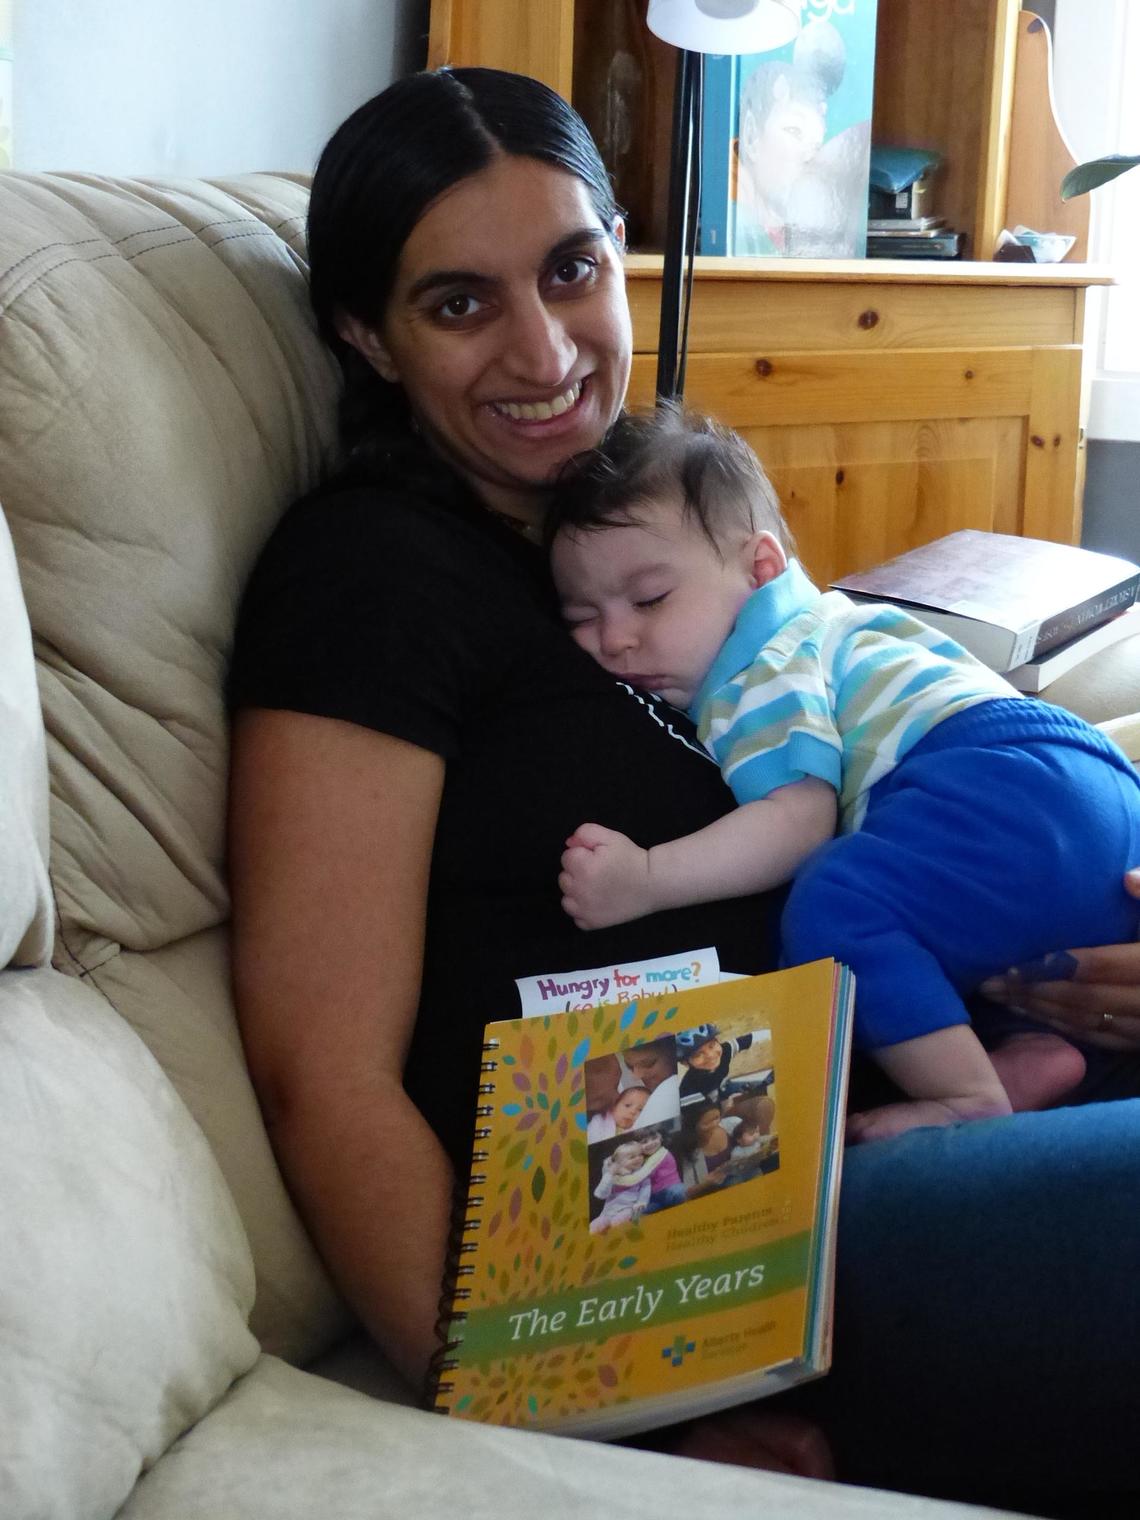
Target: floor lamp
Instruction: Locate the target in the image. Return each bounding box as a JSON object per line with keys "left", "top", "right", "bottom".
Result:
{"left": 646, "top": 0, "right": 802, "bottom": 402}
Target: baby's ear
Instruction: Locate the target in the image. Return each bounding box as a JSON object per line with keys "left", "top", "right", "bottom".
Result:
{"left": 746, "top": 531, "right": 788, "bottom": 589}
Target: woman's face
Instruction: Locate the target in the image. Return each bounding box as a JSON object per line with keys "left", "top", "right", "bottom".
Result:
{"left": 352, "top": 154, "right": 632, "bottom": 523}
{"left": 695, "top": 1107, "right": 723, "bottom": 1143}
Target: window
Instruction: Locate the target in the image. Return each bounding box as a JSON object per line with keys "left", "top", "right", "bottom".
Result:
{"left": 1053, "top": 0, "right": 1140, "bottom": 441}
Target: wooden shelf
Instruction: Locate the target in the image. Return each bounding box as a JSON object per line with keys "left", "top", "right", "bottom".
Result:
{"left": 623, "top": 255, "right": 1114, "bottom": 288}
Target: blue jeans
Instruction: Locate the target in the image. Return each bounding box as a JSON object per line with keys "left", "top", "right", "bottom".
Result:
{"left": 791, "top": 1096, "right": 1140, "bottom": 1509}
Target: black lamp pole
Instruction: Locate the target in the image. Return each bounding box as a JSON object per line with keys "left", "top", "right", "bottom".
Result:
{"left": 655, "top": 49, "right": 703, "bottom": 403}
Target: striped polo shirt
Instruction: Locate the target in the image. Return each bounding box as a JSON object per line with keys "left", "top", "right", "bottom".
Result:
{"left": 689, "top": 559, "right": 1015, "bottom": 831}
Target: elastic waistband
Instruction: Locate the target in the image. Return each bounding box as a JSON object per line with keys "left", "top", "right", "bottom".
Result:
{"left": 910, "top": 696, "right": 1136, "bottom": 774}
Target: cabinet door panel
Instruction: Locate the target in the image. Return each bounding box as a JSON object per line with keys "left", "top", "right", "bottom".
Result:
{"left": 737, "top": 419, "right": 1024, "bottom": 586}
{"left": 626, "top": 344, "right": 1080, "bottom": 579}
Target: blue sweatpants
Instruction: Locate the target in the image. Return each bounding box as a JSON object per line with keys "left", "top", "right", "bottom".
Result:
{"left": 781, "top": 698, "right": 1140, "bottom": 1050}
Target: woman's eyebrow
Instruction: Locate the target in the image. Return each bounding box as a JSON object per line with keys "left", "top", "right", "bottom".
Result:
{"left": 404, "top": 227, "right": 609, "bottom": 303}
{"left": 547, "top": 226, "right": 609, "bottom": 261}
{"left": 406, "top": 267, "right": 493, "bottom": 302}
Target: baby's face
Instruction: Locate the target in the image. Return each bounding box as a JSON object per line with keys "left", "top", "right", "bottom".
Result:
{"left": 612, "top": 1142, "right": 643, "bottom": 1174}
{"left": 612, "top": 1087, "right": 649, "bottom": 1130}
{"left": 551, "top": 496, "right": 764, "bottom": 709}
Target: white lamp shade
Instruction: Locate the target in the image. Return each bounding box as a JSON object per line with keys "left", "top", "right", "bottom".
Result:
{"left": 646, "top": 0, "right": 802, "bottom": 54}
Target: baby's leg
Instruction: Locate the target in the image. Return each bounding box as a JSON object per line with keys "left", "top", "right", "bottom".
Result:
{"left": 846, "top": 1025, "right": 1011, "bottom": 1144}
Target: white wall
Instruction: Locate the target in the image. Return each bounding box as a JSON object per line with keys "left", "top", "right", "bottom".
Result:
{"left": 13, "top": 0, "right": 429, "bottom": 175}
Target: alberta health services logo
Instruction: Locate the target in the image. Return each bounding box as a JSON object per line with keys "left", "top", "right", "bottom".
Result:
{"left": 662, "top": 1333, "right": 697, "bottom": 1368}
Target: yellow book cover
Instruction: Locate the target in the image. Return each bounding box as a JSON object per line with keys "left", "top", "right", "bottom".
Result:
{"left": 432, "top": 958, "right": 853, "bottom": 1439}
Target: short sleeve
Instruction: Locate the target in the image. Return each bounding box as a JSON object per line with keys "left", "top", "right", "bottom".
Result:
{"left": 228, "top": 485, "right": 542, "bottom": 759}
{"left": 700, "top": 631, "right": 844, "bottom": 805}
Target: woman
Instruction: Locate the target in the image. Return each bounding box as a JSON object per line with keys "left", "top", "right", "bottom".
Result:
{"left": 676, "top": 1101, "right": 739, "bottom": 1194}
{"left": 228, "top": 68, "right": 1140, "bottom": 1507}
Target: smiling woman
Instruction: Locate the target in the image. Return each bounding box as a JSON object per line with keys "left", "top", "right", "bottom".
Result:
{"left": 228, "top": 66, "right": 782, "bottom": 1395}
{"left": 225, "top": 64, "right": 1140, "bottom": 1507}
{"left": 335, "top": 155, "right": 632, "bottom": 528}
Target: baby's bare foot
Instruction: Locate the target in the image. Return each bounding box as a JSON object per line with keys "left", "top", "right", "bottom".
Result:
{"left": 674, "top": 1409, "right": 835, "bottom": 1479}
{"left": 847, "top": 1092, "right": 1011, "bottom": 1144}
{"left": 990, "top": 1031, "right": 1086, "bottom": 1112}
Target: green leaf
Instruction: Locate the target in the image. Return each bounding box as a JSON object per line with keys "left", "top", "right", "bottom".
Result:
{"left": 1062, "top": 154, "right": 1140, "bottom": 200}
{"left": 531, "top": 1165, "right": 547, "bottom": 1203}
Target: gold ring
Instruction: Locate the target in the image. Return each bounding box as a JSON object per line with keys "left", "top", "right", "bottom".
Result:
{"left": 1102, "top": 1011, "right": 1115, "bottom": 1030}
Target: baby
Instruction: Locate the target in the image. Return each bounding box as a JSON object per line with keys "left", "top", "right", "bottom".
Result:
{"left": 549, "top": 405, "right": 1140, "bottom": 1142}
{"left": 723, "top": 1118, "right": 773, "bottom": 1182}
{"left": 591, "top": 1139, "right": 654, "bottom": 1233}
{"left": 586, "top": 1082, "right": 649, "bottom": 1143}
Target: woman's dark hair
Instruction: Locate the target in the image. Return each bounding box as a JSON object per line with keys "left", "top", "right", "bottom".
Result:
{"left": 679, "top": 1101, "right": 723, "bottom": 1160}
{"left": 307, "top": 68, "right": 620, "bottom": 486}
{"left": 547, "top": 403, "right": 793, "bottom": 556}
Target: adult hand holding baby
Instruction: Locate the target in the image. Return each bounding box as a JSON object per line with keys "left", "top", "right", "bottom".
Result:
{"left": 981, "top": 868, "right": 1140, "bottom": 1050}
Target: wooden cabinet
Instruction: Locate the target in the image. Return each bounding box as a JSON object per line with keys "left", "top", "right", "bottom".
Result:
{"left": 624, "top": 257, "right": 1107, "bottom": 585}
{"left": 428, "top": 1, "right": 1111, "bottom": 583}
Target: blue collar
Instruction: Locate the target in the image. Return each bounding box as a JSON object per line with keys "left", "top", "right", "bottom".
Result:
{"left": 689, "top": 559, "right": 819, "bottom": 719}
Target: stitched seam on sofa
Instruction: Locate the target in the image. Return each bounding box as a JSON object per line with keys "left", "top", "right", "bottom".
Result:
{"left": 0, "top": 241, "right": 189, "bottom": 315}
{"left": 0, "top": 227, "right": 180, "bottom": 293}
{"left": 1, "top": 220, "right": 294, "bottom": 315}
{"left": 81, "top": 944, "right": 127, "bottom": 976}
{"left": 50, "top": 881, "right": 95, "bottom": 978}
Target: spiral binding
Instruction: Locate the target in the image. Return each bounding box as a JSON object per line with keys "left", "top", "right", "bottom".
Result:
{"left": 423, "top": 1036, "right": 500, "bottom": 1413}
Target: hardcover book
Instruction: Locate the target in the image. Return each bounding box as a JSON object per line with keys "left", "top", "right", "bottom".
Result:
{"left": 698, "top": 0, "right": 879, "bottom": 258}
{"left": 1004, "top": 605, "right": 1140, "bottom": 693}
{"left": 429, "top": 959, "right": 853, "bottom": 1439}
{"left": 831, "top": 530, "right": 1140, "bottom": 673}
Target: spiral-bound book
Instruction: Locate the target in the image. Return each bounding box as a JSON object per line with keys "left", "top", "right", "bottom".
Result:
{"left": 429, "top": 958, "right": 853, "bottom": 1439}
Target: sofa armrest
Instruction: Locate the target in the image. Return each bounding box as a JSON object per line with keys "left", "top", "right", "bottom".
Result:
{"left": 1043, "top": 629, "right": 1140, "bottom": 727}
{"left": 119, "top": 1355, "right": 1024, "bottom": 1520}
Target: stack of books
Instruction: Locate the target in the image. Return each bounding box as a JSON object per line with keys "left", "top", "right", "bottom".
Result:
{"left": 830, "top": 530, "right": 1140, "bottom": 690}
{"left": 866, "top": 217, "right": 964, "bottom": 259}
{"left": 866, "top": 145, "right": 963, "bottom": 259}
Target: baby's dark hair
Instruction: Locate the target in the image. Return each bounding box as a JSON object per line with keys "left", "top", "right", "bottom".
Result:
{"left": 547, "top": 403, "right": 793, "bottom": 559}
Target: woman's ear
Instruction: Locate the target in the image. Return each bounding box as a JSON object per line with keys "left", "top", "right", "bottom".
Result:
{"left": 746, "top": 531, "right": 789, "bottom": 589}
{"left": 335, "top": 309, "right": 399, "bottom": 383}
{"left": 612, "top": 215, "right": 628, "bottom": 254}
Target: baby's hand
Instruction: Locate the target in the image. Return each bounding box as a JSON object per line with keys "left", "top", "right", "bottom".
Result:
{"left": 559, "top": 822, "right": 654, "bottom": 930}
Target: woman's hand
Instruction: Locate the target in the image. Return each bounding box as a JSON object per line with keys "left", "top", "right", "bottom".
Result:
{"left": 979, "top": 869, "right": 1140, "bottom": 1050}
{"left": 559, "top": 822, "right": 652, "bottom": 929}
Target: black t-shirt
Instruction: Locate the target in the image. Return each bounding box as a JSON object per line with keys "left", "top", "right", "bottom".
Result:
{"left": 229, "top": 479, "right": 781, "bottom": 1166}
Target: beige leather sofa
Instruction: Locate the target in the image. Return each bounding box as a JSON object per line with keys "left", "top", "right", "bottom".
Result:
{"left": 2, "top": 169, "right": 1136, "bottom": 1520}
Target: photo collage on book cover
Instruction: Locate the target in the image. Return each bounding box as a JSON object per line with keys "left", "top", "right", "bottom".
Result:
{"left": 584, "top": 1019, "right": 780, "bottom": 1234}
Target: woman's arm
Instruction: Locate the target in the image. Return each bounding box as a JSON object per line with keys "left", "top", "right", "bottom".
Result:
{"left": 228, "top": 708, "right": 450, "bottom": 1390}
{"left": 559, "top": 778, "right": 837, "bottom": 930}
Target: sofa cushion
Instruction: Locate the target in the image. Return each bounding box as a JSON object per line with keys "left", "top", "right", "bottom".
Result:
{"left": 86, "top": 928, "right": 353, "bottom": 1361}
{"left": 116, "top": 1354, "right": 1016, "bottom": 1520}
{"left": 0, "top": 511, "right": 51, "bottom": 969}
{"left": 0, "top": 965, "right": 259, "bottom": 1520}
{"left": 0, "top": 170, "right": 348, "bottom": 1362}
{"left": 0, "top": 172, "right": 338, "bottom": 968}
